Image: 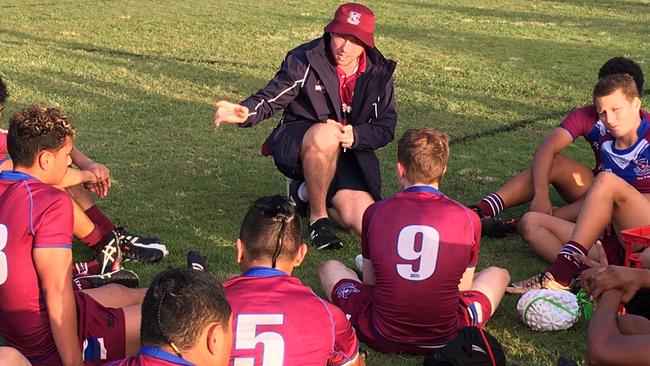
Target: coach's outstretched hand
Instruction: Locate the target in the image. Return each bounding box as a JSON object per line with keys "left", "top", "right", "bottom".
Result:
{"left": 214, "top": 101, "right": 249, "bottom": 126}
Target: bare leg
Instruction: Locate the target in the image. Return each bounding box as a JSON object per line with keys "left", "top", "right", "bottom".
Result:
{"left": 318, "top": 260, "right": 361, "bottom": 301}
{"left": 571, "top": 172, "right": 650, "bottom": 250}
{"left": 470, "top": 267, "right": 509, "bottom": 316}
{"left": 122, "top": 303, "right": 142, "bottom": 355}
{"left": 518, "top": 212, "right": 575, "bottom": 262}
{"left": 0, "top": 347, "right": 30, "bottom": 366}
{"left": 491, "top": 155, "right": 593, "bottom": 211}
{"left": 301, "top": 124, "right": 341, "bottom": 223}
{"left": 72, "top": 199, "right": 96, "bottom": 238}
{"left": 66, "top": 184, "right": 96, "bottom": 211}
{"left": 82, "top": 284, "right": 146, "bottom": 308}
{"left": 331, "top": 189, "right": 374, "bottom": 235}
{"left": 552, "top": 199, "right": 585, "bottom": 222}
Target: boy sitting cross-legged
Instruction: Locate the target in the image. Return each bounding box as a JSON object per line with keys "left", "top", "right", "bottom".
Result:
{"left": 319, "top": 127, "right": 509, "bottom": 354}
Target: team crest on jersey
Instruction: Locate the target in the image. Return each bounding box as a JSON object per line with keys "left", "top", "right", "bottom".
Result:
{"left": 336, "top": 282, "right": 360, "bottom": 299}
{"left": 347, "top": 11, "right": 361, "bottom": 25}
{"left": 634, "top": 158, "right": 650, "bottom": 176}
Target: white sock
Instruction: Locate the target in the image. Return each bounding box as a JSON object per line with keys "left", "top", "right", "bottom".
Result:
{"left": 297, "top": 182, "right": 309, "bottom": 202}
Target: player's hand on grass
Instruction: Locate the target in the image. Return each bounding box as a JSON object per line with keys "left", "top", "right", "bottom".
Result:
{"left": 214, "top": 101, "right": 249, "bottom": 126}
{"left": 530, "top": 195, "right": 553, "bottom": 215}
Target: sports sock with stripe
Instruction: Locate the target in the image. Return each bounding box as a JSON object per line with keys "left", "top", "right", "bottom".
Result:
{"left": 547, "top": 240, "right": 588, "bottom": 286}
{"left": 477, "top": 192, "right": 504, "bottom": 218}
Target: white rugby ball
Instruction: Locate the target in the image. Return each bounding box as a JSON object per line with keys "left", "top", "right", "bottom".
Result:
{"left": 517, "top": 289, "right": 580, "bottom": 331}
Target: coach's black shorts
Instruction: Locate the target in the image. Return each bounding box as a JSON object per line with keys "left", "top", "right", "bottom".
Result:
{"left": 267, "top": 121, "right": 370, "bottom": 205}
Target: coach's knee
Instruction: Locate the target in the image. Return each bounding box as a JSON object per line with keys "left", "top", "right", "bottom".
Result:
{"left": 302, "top": 123, "right": 340, "bottom": 155}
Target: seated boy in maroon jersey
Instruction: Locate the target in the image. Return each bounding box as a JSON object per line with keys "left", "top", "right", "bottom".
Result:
{"left": 0, "top": 106, "right": 145, "bottom": 365}
{"left": 0, "top": 77, "right": 167, "bottom": 268}
{"left": 106, "top": 268, "right": 233, "bottom": 366}
{"left": 319, "top": 128, "right": 509, "bottom": 354}
{"left": 224, "top": 195, "right": 364, "bottom": 366}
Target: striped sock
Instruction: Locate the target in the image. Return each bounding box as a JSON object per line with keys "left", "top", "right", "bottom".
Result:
{"left": 477, "top": 193, "right": 504, "bottom": 218}
{"left": 547, "top": 241, "right": 588, "bottom": 286}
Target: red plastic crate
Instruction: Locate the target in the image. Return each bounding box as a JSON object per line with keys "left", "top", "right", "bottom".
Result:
{"left": 621, "top": 225, "right": 650, "bottom": 268}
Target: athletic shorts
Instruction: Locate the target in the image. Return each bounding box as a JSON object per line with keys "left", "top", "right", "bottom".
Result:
{"left": 30, "top": 292, "right": 126, "bottom": 366}
{"left": 331, "top": 280, "right": 492, "bottom": 355}
{"left": 266, "top": 121, "right": 370, "bottom": 204}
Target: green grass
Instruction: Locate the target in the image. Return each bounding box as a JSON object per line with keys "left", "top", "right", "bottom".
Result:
{"left": 1, "top": 0, "right": 649, "bottom": 364}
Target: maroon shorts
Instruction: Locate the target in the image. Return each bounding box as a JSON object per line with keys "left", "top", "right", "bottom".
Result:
{"left": 331, "top": 280, "right": 492, "bottom": 355}
{"left": 30, "top": 292, "right": 126, "bottom": 366}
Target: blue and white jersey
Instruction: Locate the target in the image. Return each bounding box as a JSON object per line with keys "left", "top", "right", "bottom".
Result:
{"left": 598, "top": 117, "right": 650, "bottom": 193}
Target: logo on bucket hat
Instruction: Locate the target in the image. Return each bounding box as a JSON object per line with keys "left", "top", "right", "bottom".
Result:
{"left": 324, "top": 3, "right": 375, "bottom": 48}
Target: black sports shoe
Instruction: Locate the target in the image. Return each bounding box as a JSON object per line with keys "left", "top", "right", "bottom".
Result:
{"left": 309, "top": 218, "right": 342, "bottom": 250}
{"left": 95, "top": 231, "right": 122, "bottom": 274}
{"left": 481, "top": 217, "right": 518, "bottom": 238}
{"left": 287, "top": 179, "right": 309, "bottom": 217}
{"left": 187, "top": 250, "right": 208, "bottom": 272}
{"left": 76, "top": 269, "right": 139, "bottom": 289}
{"left": 115, "top": 228, "right": 168, "bottom": 263}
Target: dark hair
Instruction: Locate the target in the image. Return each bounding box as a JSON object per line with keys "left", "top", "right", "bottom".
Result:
{"left": 0, "top": 77, "right": 8, "bottom": 114}
{"left": 7, "top": 106, "right": 76, "bottom": 167}
{"left": 593, "top": 74, "right": 640, "bottom": 102}
{"left": 598, "top": 57, "right": 644, "bottom": 96}
{"left": 239, "top": 195, "right": 302, "bottom": 268}
{"left": 397, "top": 128, "right": 450, "bottom": 185}
{"left": 141, "top": 268, "right": 231, "bottom": 351}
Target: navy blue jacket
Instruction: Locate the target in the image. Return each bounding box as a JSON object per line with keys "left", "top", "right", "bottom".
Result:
{"left": 240, "top": 35, "right": 397, "bottom": 200}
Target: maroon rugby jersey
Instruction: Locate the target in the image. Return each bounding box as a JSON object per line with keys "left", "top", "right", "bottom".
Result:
{"left": 225, "top": 268, "right": 359, "bottom": 366}
{"left": 0, "top": 170, "right": 74, "bottom": 362}
{"left": 361, "top": 185, "right": 480, "bottom": 346}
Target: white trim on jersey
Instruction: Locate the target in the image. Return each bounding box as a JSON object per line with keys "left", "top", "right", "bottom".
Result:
{"left": 248, "top": 64, "right": 312, "bottom": 117}
{"left": 601, "top": 139, "right": 649, "bottom": 170}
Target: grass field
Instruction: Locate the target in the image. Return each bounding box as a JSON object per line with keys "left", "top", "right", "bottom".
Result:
{"left": 1, "top": 0, "right": 650, "bottom": 364}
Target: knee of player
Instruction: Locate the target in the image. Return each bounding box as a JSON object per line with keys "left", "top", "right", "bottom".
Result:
{"left": 592, "top": 171, "right": 622, "bottom": 190}
{"left": 517, "top": 211, "right": 538, "bottom": 240}
{"left": 318, "top": 259, "right": 345, "bottom": 278}
{"left": 487, "top": 266, "right": 510, "bottom": 283}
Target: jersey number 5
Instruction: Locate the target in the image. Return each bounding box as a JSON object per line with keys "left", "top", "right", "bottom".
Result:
{"left": 0, "top": 224, "right": 7, "bottom": 285}
{"left": 396, "top": 225, "right": 440, "bottom": 281}
{"left": 233, "top": 314, "right": 285, "bottom": 366}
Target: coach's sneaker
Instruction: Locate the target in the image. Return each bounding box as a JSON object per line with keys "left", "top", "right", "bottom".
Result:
{"left": 116, "top": 228, "right": 168, "bottom": 263}
{"left": 507, "top": 272, "right": 570, "bottom": 294}
{"left": 187, "top": 250, "right": 208, "bottom": 272}
{"left": 75, "top": 269, "right": 140, "bottom": 289}
{"left": 287, "top": 178, "right": 309, "bottom": 217}
{"left": 95, "top": 231, "right": 122, "bottom": 274}
{"left": 309, "top": 218, "right": 343, "bottom": 250}
{"left": 481, "top": 217, "right": 518, "bottom": 238}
